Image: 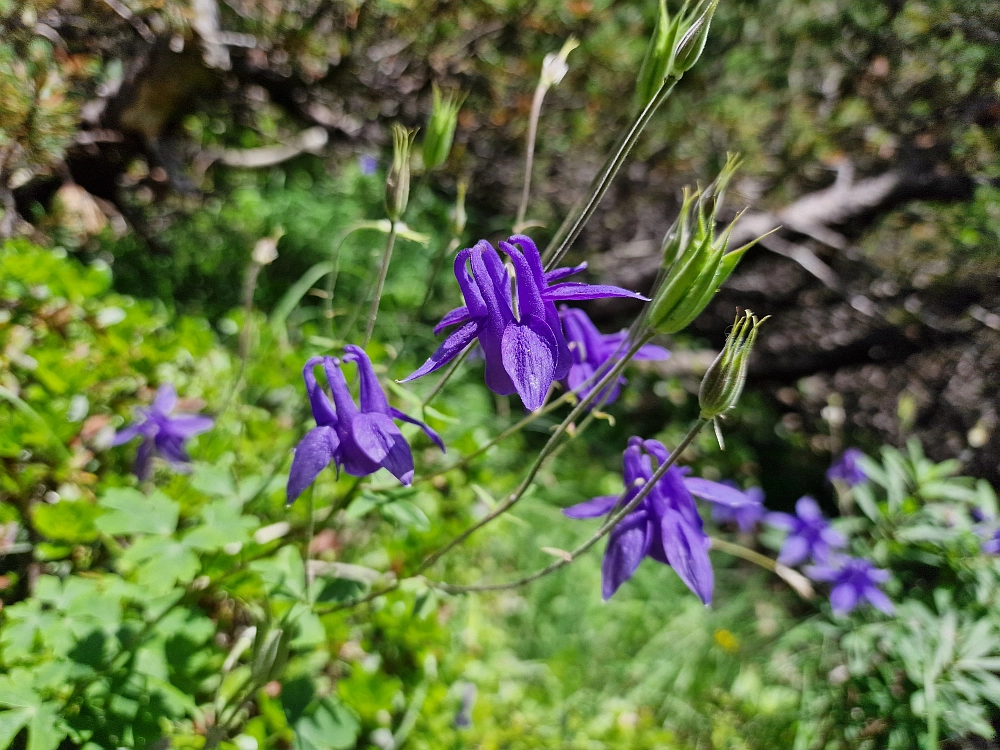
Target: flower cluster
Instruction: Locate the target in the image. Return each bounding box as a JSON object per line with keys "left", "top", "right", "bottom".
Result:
{"left": 403, "top": 235, "right": 646, "bottom": 410}
{"left": 563, "top": 436, "right": 759, "bottom": 604}
{"left": 827, "top": 448, "right": 867, "bottom": 487}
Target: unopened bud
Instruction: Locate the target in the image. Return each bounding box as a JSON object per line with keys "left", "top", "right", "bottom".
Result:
{"left": 540, "top": 37, "right": 580, "bottom": 89}
{"left": 251, "top": 626, "right": 289, "bottom": 683}
{"left": 386, "top": 124, "right": 417, "bottom": 221}
{"left": 422, "top": 84, "right": 463, "bottom": 171}
{"left": 646, "top": 155, "right": 771, "bottom": 335}
{"left": 634, "top": 0, "right": 681, "bottom": 110}
{"left": 699, "top": 310, "right": 768, "bottom": 419}
{"left": 672, "top": 0, "right": 720, "bottom": 75}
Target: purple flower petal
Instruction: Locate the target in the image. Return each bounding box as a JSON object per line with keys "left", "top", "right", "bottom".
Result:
{"left": 563, "top": 495, "right": 618, "bottom": 519}
{"left": 303, "top": 357, "right": 338, "bottom": 426}
{"left": 764, "top": 511, "right": 797, "bottom": 531}
{"left": 152, "top": 383, "right": 178, "bottom": 415}
{"left": 161, "top": 415, "right": 214, "bottom": 439}
{"left": 829, "top": 583, "right": 858, "bottom": 616}
{"left": 661, "top": 510, "right": 714, "bottom": 605}
{"left": 344, "top": 345, "right": 391, "bottom": 415}
{"left": 111, "top": 423, "right": 146, "bottom": 446}
{"left": 601, "top": 511, "right": 652, "bottom": 600}
{"left": 434, "top": 306, "right": 471, "bottom": 334}
{"left": 403, "top": 321, "right": 480, "bottom": 383}
{"left": 777, "top": 535, "right": 810, "bottom": 566}
{"left": 350, "top": 412, "right": 414, "bottom": 485}
{"left": 287, "top": 426, "right": 340, "bottom": 504}
{"left": 389, "top": 407, "right": 445, "bottom": 452}
{"left": 134, "top": 439, "right": 154, "bottom": 480}
{"left": 684, "top": 477, "right": 756, "bottom": 508}
{"left": 864, "top": 586, "right": 895, "bottom": 615}
{"left": 500, "top": 320, "right": 558, "bottom": 410}
{"left": 544, "top": 282, "right": 648, "bottom": 302}
{"left": 795, "top": 496, "right": 823, "bottom": 522}
{"left": 543, "top": 261, "right": 588, "bottom": 283}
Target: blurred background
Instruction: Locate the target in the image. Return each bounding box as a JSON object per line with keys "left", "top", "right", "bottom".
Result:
{"left": 2, "top": 0, "right": 1000, "bottom": 747}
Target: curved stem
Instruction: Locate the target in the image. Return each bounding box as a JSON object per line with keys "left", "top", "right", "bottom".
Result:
{"left": 429, "top": 418, "right": 706, "bottom": 594}
{"left": 541, "top": 78, "right": 677, "bottom": 270}
{"left": 363, "top": 221, "right": 398, "bottom": 347}
{"left": 414, "top": 334, "right": 652, "bottom": 575}
{"left": 514, "top": 82, "right": 548, "bottom": 232}
{"left": 709, "top": 536, "right": 815, "bottom": 600}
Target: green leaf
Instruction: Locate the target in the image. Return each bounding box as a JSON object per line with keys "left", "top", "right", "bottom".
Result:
{"left": 96, "top": 488, "right": 179, "bottom": 536}
{"left": 0, "top": 708, "right": 30, "bottom": 750}
{"left": 380, "top": 500, "right": 430, "bottom": 532}
{"left": 293, "top": 698, "right": 360, "bottom": 750}
{"left": 183, "top": 500, "right": 259, "bottom": 551}
{"left": 31, "top": 501, "right": 102, "bottom": 544}
{"left": 191, "top": 463, "right": 238, "bottom": 499}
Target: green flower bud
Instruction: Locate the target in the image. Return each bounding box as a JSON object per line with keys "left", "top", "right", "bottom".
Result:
{"left": 646, "top": 155, "right": 771, "bottom": 335}
{"left": 386, "top": 124, "right": 417, "bottom": 221}
{"left": 672, "top": 0, "right": 720, "bottom": 75}
{"left": 422, "top": 84, "right": 463, "bottom": 171}
{"left": 634, "top": 0, "right": 681, "bottom": 111}
{"left": 698, "top": 310, "right": 768, "bottom": 420}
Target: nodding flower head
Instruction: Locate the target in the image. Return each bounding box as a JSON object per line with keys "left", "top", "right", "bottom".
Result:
{"left": 287, "top": 346, "right": 444, "bottom": 505}
{"left": 403, "top": 235, "right": 646, "bottom": 411}
{"left": 563, "top": 436, "right": 762, "bottom": 604}
{"left": 112, "top": 383, "right": 214, "bottom": 479}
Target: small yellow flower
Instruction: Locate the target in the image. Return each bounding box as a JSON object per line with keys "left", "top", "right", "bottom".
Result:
{"left": 713, "top": 628, "right": 740, "bottom": 653}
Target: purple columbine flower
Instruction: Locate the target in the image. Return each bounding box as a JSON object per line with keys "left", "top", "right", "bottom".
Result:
{"left": 559, "top": 306, "right": 669, "bottom": 407}
{"left": 112, "top": 383, "right": 214, "bottom": 479}
{"left": 287, "top": 345, "right": 444, "bottom": 504}
{"left": 766, "top": 496, "right": 846, "bottom": 566}
{"left": 712, "top": 486, "right": 766, "bottom": 534}
{"left": 827, "top": 448, "right": 867, "bottom": 486}
{"left": 402, "top": 235, "right": 646, "bottom": 410}
{"left": 562, "top": 437, "right": 758, "bottom": 604}
{"left": 806, "top": 556, "right": 894, "bottom": 617}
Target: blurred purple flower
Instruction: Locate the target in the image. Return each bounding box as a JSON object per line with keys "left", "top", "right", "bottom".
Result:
{"left": 981, "top": 527, "right": 1000, "bottom": 555}
{"left": 766, "top": 496, "right": 846, "bottom": 566}
{"left": 827, "top": 448, "right": 867, "bottom": 486}
{"left": 403, "top": 235, "right": 646, "bottom": 410}
{"left": 712, "top": 485, "right": 766, "bottom": 533}
{"left": 563, "top": 437, "right": 757, "bottom": 604}
{"left": 806, "top": 556, "right": 894, "bottom": 617}
{"left": 287, "top": 346, "right": 444, "bottom": 504}
{"left": 112, "top": 383, "right": 213, "bottom": 479}
{"left": 559, "top": 306, "right": 668, "bottom": 407}
{"left": 358, "top": 154, "right": 378, "bottom": 176}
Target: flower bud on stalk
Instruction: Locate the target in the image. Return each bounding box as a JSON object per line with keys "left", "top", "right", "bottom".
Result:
{"left": 540, "top": 36, "right": 580, "bottom": 90}
{"left": 634, "top": 0, "right": 722, "bottom": 110}
{"left": 699, "top": 309, "right": 768, "bottom": 420}
{"left": 386, "top": 124, "right": 417, "bottom": 222}
{"left": 646, "top": 155, "right": 770, "bottom": 335}
{"left": 422, "top": 84, "right": 464, "bottom": 171}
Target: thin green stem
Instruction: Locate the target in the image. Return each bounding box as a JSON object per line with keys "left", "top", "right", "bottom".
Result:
{"left": 514, "top": 81, "right": 548, "bottom": 232}
{"left": 542, "top": 78, "right": 677, "bottom": 270}
{"left": 429, "top": 418, "right": 706, "bottom": 594}
{"left": 363, "top": 221, "right": 398, "bottom": 347}
{"left": 416, "top": 236, "right": 460, "bottom": 321}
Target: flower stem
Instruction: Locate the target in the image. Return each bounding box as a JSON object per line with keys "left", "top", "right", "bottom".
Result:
{"left": 514, "top": 81, "right": 548, "bottom": 233}
{"left": 708, "top": 536, "right": 815, "bottom": 600}
{"left": 429, "top": 418, "right": 706, "bottom": 593}
{"left": 541, "top": 78, "right": 677, "bottom": 270}
{"left": 362, "top": 221, "right": 398, "bottom": 347}
{"left": 414, "top": 334, "right": 653, "bottom": 575}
